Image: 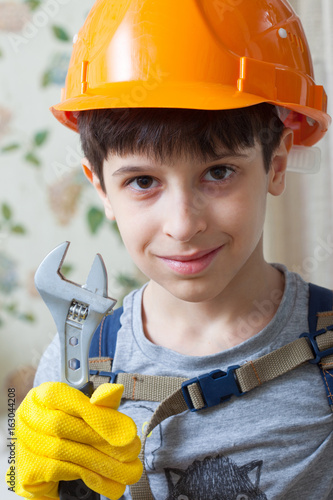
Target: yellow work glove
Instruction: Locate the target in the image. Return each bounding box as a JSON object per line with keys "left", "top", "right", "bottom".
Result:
{"left": 6, "top": 381, "right": 142, "bottom": 500}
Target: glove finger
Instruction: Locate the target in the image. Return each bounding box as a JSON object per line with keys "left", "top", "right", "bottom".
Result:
{"left": 19, "top": 400, "right": 101, "bottom": 444}
{"left": 19, "top": 401, "right": 140, "bottom": 461}
{"left": 20, "top": 427, "right": 142, "bottom": 484}
{"left": 9, "top": 442, "right": 59, "bottom": 499}
{"left": 15, "top": 442, "right": 141, "bottom": 500}
{"left": 30, "top": 383, "right": 138, "bottom": 447}
{"left": 19, "top": 416, "right": 142, "bottom": 466}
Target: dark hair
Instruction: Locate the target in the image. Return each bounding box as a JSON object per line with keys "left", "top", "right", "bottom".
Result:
{"left": 77, "top": 103, "right": 285, "bottom": 192}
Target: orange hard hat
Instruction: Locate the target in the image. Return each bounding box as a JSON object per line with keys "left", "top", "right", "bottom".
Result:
{"left": 51, "top": 0, "right": 331, "bottom": 147}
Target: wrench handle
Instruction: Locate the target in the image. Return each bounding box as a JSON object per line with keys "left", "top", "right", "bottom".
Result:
{"left": 59, "top": 479, "right": 100, "bottom": 500}
{"left": 78, "top": 380, "right": 95, "bottom": 397}
{"left": 59, "top": 381, "right": 100, "bottom": 500}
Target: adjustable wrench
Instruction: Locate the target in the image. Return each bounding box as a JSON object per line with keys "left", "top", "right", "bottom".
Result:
{"left": 34, "top": 241, "right": 117, "bottom": 500}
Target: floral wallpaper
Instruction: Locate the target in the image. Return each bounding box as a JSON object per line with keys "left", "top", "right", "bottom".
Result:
{"left": 0, "top": 0, "right": 146, "bottom": 413}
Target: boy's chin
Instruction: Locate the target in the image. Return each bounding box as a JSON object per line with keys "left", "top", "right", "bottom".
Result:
{"left": 157, "top": 278, "right": 228, "bottom": 304}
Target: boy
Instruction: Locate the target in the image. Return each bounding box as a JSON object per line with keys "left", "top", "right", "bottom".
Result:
{"left": 8, "top": 0, "right": 333, "bottom": 499}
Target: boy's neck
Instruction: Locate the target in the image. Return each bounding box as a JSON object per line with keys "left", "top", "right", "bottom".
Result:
{"left": 141, "top": 261, "right": 285, "bottom": 356}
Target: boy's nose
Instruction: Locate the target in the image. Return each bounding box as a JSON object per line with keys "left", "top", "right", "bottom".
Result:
{"left": 162, "top": 191, "right": 208, "bottom": 242}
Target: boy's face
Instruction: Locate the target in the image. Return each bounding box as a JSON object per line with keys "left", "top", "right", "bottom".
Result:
{"left": 88, "top": 133, "right": 290, "bottom": 303}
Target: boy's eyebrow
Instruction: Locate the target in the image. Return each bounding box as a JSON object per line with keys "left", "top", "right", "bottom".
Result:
{"left": 111, "top": 152, "right": 248, "bottom": 176}
{"left": 112, "top": 165, "right": 156, "bottom": 176}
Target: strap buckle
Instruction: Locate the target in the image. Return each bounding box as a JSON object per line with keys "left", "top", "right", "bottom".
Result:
{"left": 109, "top": 370, "right": 125, "bottom": 383}
{"left": 181, "top": 366, "right": 243, "bottom": 412}
{"left": 300, "top": 324, "right": 333, "bottom": 364}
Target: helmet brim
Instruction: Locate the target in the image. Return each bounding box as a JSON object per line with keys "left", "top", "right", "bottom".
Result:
{"left": 51, "top": 82, "right": 331, "bottom": 146}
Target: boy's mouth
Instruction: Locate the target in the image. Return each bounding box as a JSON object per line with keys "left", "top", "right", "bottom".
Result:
{"left": 156, "top": 245, "right": 224, "bottom": 275}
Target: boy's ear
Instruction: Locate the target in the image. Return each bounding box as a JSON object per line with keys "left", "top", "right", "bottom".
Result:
{"left": 82, "top": 159, "right": 93, "bottom": 183}
{"left": 81, "top": 158, "right": 115, "bottom": 221}
{"left": 268, "top": 128, "right": 293, "bottom": 196}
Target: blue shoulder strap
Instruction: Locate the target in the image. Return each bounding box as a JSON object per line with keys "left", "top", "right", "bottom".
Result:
{"left": 89, "top": 306, "right": 124, "bottom": 358}
{"left": 308, "top": 283, "right": 333, "bottom": 332}
{"left": 308, "top": 283, "right": 333, "bottom": 408}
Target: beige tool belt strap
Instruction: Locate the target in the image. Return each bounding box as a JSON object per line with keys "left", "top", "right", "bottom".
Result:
{"left": 89, "top": 315, "right": 333, "bottom": 500}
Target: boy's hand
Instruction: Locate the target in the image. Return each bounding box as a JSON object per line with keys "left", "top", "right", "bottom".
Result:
{"left": 6, "top": 382, "right": 143, "bottom": 500}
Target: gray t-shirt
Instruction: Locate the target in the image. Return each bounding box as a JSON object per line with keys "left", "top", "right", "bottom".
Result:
{"left": 34, "top": 266, "right": 333, "bottom": 499}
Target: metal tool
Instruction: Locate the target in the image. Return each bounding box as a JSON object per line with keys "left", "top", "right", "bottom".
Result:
{"left": 34, "top": 241, "right": 117, "bottom": 500}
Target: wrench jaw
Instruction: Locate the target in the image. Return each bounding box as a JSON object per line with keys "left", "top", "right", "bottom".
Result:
{"left": 34, "top": 242, "right": 74, "bottom": 337}
{"left": 83, "top": 253, "right": 109, "bottom": 296}
{"left": 34, "top": 241, "right": 117, "bottom": 389}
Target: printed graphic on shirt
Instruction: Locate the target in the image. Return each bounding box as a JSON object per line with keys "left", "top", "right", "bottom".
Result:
{"left": 124, "top": 403, "right": 267, "bottom": 499}
{"left": 164, "top": 455, "right": 267, "bottom": 500}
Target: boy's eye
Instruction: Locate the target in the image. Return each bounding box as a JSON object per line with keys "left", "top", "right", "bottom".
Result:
{"left": 203, "top": 166, "right": 234, "bottom": 182}
{"left": 127, "top": 176, "right": 158, "bottom": 190}
{"left": 125, "top": 166, "right": 234, "bottom": 191}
